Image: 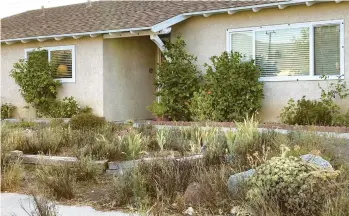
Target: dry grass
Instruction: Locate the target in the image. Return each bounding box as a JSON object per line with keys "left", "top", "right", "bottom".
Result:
{"left": 1, "top": 159, "right": 23, "bottom": 191}
{"left": 21, "top": 194, "right": 58, "bottom": 216}
{"left": 35, "top": 164, "right": 76, "bottom": 199}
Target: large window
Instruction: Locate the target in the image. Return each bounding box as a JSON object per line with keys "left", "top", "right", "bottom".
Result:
{"left": 227, "top": 20, "right": 344, "bottom": 81}
{"left": 25, "top": 45, "right": 75, "bottom": 82}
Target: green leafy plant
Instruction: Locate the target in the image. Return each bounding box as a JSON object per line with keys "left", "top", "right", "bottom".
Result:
{"left": 10, "top": 49, "right": 90, "bottom": 118}
{"left": 189, "top": 90, "right": 214, "bottom": 121}
{"left": 147, "top": 101, "right": 166, "bottom": 119}
{"left": 69, "top": 113, "right": 106, "bottom": 130}
{"left": 280, "top": 76, "right": 349, "bottom": 126}
{"left": 10, "top": 49, "right": 61, "bottom": 116}
{"left": 203, "top": 52, "right": 264, "bottom": 121}
{"left": 156, "top": 128, "right": 168, "bottom": 151}
{"left": 152, "top": 36, "right": 201, "bottom": 121}
{"left": 1, "top": 103, "right": 16, "bottom": 119}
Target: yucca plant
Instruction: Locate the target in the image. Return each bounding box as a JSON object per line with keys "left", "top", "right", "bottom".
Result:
{"left": 156, "top": 128, "right": 169, "bottom": 151}
{"left": 119, "top": 132, "right": 144, "bottom": 160}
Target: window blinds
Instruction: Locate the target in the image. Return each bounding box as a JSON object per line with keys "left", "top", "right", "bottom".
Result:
{"left": 255, "top": 27, "right": 309, "bottom": 77}
{"left": 314, "top": 25, "right": 340, "bottom": 76}
{"left": 230, "top": 31, "right": 253, "bottom": 62}
{"left": 50, "top": 50, "right": 73, "bottom": 79}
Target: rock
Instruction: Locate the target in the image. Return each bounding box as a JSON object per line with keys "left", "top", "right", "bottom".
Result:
{"left": 183, "top": 207, "right": 194, "bottom": 216}
{"left": 21, "top": 154, "right": 77, "bottom": 166}
{"left": 300, "top": 154, "right": 334, "bottom": 171}
{"left": 8, "top": 150, "right": 23, "bottom": 159}
{"left": 183, "top": 182, "right": 208, "bottom": 205}
{"left": 231, "top": 205, "right": 255, "bottom": 216}
{"left": 228, "top": 169, "right": 255, "bottom": 193}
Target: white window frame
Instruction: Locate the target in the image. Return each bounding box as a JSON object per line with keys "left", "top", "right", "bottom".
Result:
{"left": 24, "top": 45, "right": 76, "bottom": 83}
{"left": 226, "top": 20, "right": 344, "bottom": 82}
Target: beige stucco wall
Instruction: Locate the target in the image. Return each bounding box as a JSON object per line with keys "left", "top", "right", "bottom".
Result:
{"left": 171, "top": 2, "right": 349, "bottom": 122}
{"left": 103, "top": 36, "right": 156, "bottom": 121}
{"left": 1, "top": 37, "right": 104, "bottom": 118}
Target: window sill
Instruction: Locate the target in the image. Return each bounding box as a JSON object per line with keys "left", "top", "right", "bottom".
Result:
{"left": 55, "top": 78, "right": 75, "bottom": 83}
{"left": 259, "top": 75, "right": 343, "bottom": 82}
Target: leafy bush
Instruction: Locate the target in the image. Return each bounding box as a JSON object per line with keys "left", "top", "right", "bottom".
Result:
{"left": 248, "top": 156, "right": 340, "bottom": 215}
{"left": 36, "top": 164, "right": 76, "bottom": 199}
{"left": 1, "top": 103, "right": 16, "bottom": 119}
{"left": 69, "top": 113, "right": 106, "bottom": 130}
{"left": 10, "top": 49, "right": 90, "bottom": 118}
{"left": 147, "top": 101, "right": 166, "bottom": 119}
{"left": 202, "top": 52, "right": 264, "bottom": 121}
{"left": 10, "top": 49, "right": 61, "bottom": 116}
{"left": 281, "top": 76, "right": 349, "bottom": 126}
{"left": 152, "top": 36, "right": 201, "bottom": 121}
{"left": 280, "top": 97, "right": 333, "bottom": 125}
{"left": 189, "top": 90, "right": 214, "bottom": 121}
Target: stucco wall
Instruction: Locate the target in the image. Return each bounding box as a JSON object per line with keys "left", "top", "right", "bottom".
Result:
{"left": 103, "top": 36, "right": 156, "bottom": 121}
{"left": 171, "top": 2, "right": 349, "bottom": 122}
{"left": 1, "top": 37, "right": 104, "bottom": 118}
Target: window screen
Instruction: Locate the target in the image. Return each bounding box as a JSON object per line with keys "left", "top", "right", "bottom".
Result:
{"left": 314, "top": 25, "right": 340, "bottom": 75}
{"left": 50, "top": 50, "right": 73, "bottom": 79}
{"left": 255, "top": 27, "right": 309, "bottom": 77}
{"left": 230, "top": 31, "right": 253, "bottom": 61}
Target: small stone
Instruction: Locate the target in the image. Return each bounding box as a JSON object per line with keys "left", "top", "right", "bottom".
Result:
{"left": 300, "top": 154, "right": 334, "bottom": 171}
{"left": 184, "top": 207, "right": 194, "bottom": 216}
{"left": 228, "top": 169, "right": 255, "bottom": 193}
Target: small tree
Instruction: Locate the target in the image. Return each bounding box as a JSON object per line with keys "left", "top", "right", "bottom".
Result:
{"left": 152, "top": 36, "right": 201, "bottom": 121}
{"left": 203, "top": 52, "right": 264, "bottom": 121}
{"left": 11, "top": 49, "right": 61, "bottom": 115}
{"left": 10, "top": 49, "right": 89, "bottom": 118}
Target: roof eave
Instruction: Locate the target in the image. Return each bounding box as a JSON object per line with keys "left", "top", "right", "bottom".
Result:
{"left": 1, "top": 0, "right": 339, "bottom": 44}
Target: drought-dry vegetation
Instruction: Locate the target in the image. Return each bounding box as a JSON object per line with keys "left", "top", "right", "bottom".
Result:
{"left": 1, "top": 115, "right": 349, "bottom": 215}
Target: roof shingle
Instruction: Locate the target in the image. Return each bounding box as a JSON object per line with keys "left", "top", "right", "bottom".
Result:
{"left": 1, "top": 1, "right": 284, "bottom": 40}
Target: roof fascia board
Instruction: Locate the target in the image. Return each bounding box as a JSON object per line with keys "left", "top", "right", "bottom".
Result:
{"left": 1, "top": 26, "right": 151, "bottom": 43}
{"left": 151, "top": 0, "right": 333, "bottom": 32}
{"left": 151, "top": 14, "right": 189, "bottom": 32}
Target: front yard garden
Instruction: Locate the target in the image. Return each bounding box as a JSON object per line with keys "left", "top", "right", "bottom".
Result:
{"left": 1, "top": 114, "right": 349, "bottom": 216}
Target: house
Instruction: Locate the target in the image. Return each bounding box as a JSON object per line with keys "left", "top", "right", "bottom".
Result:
{"left": 1, "top": 0, "right": 348, "bottom": 122}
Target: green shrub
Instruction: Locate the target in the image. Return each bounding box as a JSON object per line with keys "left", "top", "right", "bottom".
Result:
{"left": 281, "top": 76, "right": 349, "bottom": 126}
{"left": 202, "top": 52, "right": 264, "bottom": 121}
{"left": 119, "top": 132, "right": 147, "bottom": 160}
{"left": 280, "top": 97, "right": 333, "bottom": 125}
{"left": 69, "top": 113, "right": 106, "bottom": 130}
{"left": 36, "top": 164, "right": 76, "bottom": 199}
{"left": 10, "top": 49, "right": 61, "bottom": 116}
{"left": 248, "top": 156, "right": 340, "bottom": 215}
{"left": 147, "top": 101, "right": 166, "bottom": 119}
{"left": 1, "top": 103, "right": 16, "bottom": 119}
{"left": 10, "top": 49, "right": 90, "bottom": 118}
{"left": 189, "top": 90, "right": 214, "bottom": 121}
{"left": 152, "top": 36, "right": 201, "bottom": 121}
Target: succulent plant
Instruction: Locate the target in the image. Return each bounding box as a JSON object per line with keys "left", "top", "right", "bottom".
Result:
{"left": 247, "top": 156, "right": 340, "bottom": 215}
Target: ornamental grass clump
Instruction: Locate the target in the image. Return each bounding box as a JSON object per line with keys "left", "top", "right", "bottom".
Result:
{"left": 248, "top": 156, "right": 340, "bottom": 215}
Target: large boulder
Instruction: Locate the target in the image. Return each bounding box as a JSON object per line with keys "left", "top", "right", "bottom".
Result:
{"left": 228, "top": 169, "right": 255, "bottom": 193}
{"left": 300, "top": 154, "right": 334, "bottom": 171}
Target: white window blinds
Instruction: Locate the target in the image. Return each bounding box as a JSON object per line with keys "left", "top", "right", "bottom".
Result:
{"left": 227, "top": 20, "right": 344, "bottom": 81}
{"left": 256, "top": 28, "right": 309, "bottom": 77}
{"left": 231, "top": 31, "right": 253, "bottom": 61}
{"left": 314, "top": 25, "right": 340, "bottom": 76}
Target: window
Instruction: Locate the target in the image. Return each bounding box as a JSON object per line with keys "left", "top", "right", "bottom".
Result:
{"left": 227, "top": 20, "right": 344, "bottom": 81}
{"left": 25, "top": 45, "right": 75, "bottom": 82}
